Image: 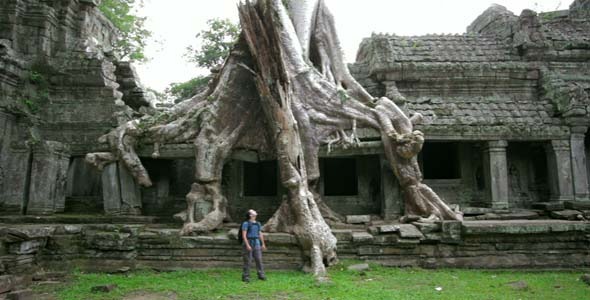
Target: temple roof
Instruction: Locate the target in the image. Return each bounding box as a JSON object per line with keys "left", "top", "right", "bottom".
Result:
{"left": 351, "top": 4, "right": 590, "bottom": 139}
{"left": 540, "top": 13, "right": 590, "bottom": 49}
{"left": 357, "top": 33, "right": 519, "bottom": 65}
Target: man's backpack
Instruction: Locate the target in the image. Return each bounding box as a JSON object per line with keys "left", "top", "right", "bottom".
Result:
{"left": 237, "top": 221, "right": 261, "bottom": 244}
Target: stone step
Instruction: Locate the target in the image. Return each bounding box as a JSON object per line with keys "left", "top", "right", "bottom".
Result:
{"left": 564, "top": 200, "right": 590, "bottom": 211}
{"left": 550, "top": 209, "right": 585, "bottom": 220}
{"left": 531, "top": 202, "right": 565, "bottom": 211}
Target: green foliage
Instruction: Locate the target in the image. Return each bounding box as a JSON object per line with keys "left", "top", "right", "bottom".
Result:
{"left": 35, "top": 263, "right": 589, "bottom": 300}
{"left": 18, "top": 68, "right": 51, "bottom": 115}
{"left": 185, "top": 18, "right": 240, "bottom": 69}
{"left": 164, "top": 18, "right": 239, "bottom": 102}
{"left": 98, "top": 0, "right": 152, "bottom": 62}
{"left": 165, "top": 76, "right": 211, "bottom": 103}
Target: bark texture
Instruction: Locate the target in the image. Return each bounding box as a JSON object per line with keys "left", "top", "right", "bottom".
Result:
{"left": 87, "top": 0, "right": 461, "bottom": 278}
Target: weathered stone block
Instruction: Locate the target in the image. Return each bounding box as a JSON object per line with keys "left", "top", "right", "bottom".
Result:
{"left": 441, "top": 220, "right": 462, "bottom": 242}
{"left": 352, "top": 232, "right": 373, "bottom": 243}
{"left": 373, "top": 234, "right": 398, "bottom": 244}
{"left": 117, "top": 163, "right": 142, "bottom": 215}
{"left": 0, "top": 147, "right": 31, "bottom": 214}
{"left": 462, "top": 207, "right": 494, "bottom": 216}
{"left": 85, "top": 232, "right": 136, "bottom": 251}
{"left": 377, "top": 225, "right": 400, "bottom": 233}
{"left": 265, "top": 233, "right": 296, "bottom": 245}
{"left": 346, "top": 215, "right": 371, "bottom": 224}
{"left": 550, "top": 210, "right": 583, "bottom": 220}
{"left": 8, "top": 240, "right": 44, "bottom": 255}
{"left": 26, "top": 141, "right": 70, "bottom": 215}
{"left": 101, "top": 163, "right": 121, "bottom": 214}
{"left": 331, "top": 229, "right": 353, "bottom": 241}
{"left": 398, "top": 224, "right": 424, "bottom": 239}
{"left": 413, "top": 222, "right": 441, "bottom": 233}
{"left": 227, "top": 229, "right": 239, "bottom": 240}
{"left": 475, "top": 211, "right": 539, "bottom": 220}
{"left": 531, "top": 202, "right": 564, "bottom": 211}
{"left": 564, "top": 201, "right": 590, "bottom": 211}
{"left": 462, "top": 220, "right": 590, "bottom": 235}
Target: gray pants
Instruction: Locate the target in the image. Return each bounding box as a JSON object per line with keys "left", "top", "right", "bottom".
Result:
{"left": 242, "top": 242, "right": 265, "bottom": 280}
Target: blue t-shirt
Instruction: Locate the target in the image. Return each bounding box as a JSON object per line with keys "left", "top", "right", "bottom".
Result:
{"left": 241, "top": 221, "right": 262, "bottom": 246}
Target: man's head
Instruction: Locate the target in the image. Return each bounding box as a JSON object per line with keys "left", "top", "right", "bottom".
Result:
{"left": 247, "top": 209, "right": 258, "bottom": 220}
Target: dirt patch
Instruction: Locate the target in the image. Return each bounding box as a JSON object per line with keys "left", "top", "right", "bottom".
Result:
{"left": 123, "top": 290, "right": 178, "bottom": 300}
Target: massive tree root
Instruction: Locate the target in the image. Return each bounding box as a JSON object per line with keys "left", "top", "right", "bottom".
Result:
{"left": 87, "top": 0, "right": 461, "bottom": 279}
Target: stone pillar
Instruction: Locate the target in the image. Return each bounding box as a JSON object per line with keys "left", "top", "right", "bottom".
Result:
{"left": 545, "top": 140, "right": 575, "bottom": 202}
{"left": 101, "top": 162, "right": 142, "bottom": 215}
{"left": 0, "top": 112, "right": 30, "bottom": 214}
{"left": 102, "top": 163, "right": 122, "bottom": 214}
{"left": 483, "top": 140, "right": 509, "bottom": 209}
{"left": 27, "top": 141, "right": 71, "bottom": 215}
{"left": 1, "top": 146, "right": 32, "bottom": 214}
{"left": 570, "top": 129, "right": 589, "bottom": 201}
{"left": 380, "top": 155, "right": 402, "bottom": 220}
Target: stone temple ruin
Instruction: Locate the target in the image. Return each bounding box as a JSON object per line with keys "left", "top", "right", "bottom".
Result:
{"left": 1, "top": 0, "right": 590, "bottom": 288}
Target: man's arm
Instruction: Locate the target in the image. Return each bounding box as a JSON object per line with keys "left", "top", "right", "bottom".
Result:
{"left": 260, "top": 230, "right": 266, "bottom": 250}
{"left": 242, "top": 225, "right": 252, "bottom": 251}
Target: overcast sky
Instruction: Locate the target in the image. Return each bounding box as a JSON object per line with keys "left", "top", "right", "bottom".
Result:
{"left": 135, "top": 0, "right": 573, "bottom": 92}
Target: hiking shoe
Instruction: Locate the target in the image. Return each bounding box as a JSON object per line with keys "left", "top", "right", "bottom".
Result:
{"left": 258, "top": 275, "right": 267, "bottom": 281}
{"left": 242, "top": 277, "right": 250, "bottom": 283}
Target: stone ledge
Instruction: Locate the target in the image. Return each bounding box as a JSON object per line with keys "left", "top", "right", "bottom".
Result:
{"left": 462, "top": 220, "right": 590, "bottom": 235}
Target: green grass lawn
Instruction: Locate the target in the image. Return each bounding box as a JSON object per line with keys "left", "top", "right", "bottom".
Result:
{"left": 35, "top": 262, "right": 590, "bottom": 300}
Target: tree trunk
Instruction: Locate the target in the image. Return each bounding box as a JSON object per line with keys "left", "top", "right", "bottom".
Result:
{"left": 87, "top": 0, "right": 461, "bottom": 280}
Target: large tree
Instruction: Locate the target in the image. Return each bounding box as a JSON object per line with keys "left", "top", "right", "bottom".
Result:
{"left": 87, "top": 0, "right": 461, "bottom": 280}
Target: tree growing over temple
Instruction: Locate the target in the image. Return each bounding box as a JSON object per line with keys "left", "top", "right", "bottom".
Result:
{"left": 87, "top": 0, "right": 462, "bottom": 280}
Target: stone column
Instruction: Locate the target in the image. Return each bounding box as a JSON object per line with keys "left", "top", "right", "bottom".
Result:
{"left": 545, "top": 140, "right": 575, "bottom": 202}
{"left": 570, "top": 129, "right": 589, "bottom": 201}
{"left": 1, "top": 146, "right": 32, "bottom": 214}
{"left": 380, "top": 155, "right": 402, "bottom": 220}
{"left": 0, "top": 112, "right": 30, "bottom": 214}
{"left": 101, "top": 162, "right": 142, "bottom": 215}
{"left": 27, "top": 141, "right": 71, "bottom": 215}
{"left": 102, "top": 163, "right": 122, "bottom": 214}
{"left": 483, "top": 140, "right": 509, "bottom": 209}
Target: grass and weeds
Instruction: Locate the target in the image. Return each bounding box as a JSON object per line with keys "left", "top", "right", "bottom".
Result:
{"left": 34, "top": 261, "right": 589, "bottom": 300}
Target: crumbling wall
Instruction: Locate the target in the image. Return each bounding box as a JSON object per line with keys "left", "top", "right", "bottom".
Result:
{"left": 0, "top": 0, "right": 149, "bottom": 215}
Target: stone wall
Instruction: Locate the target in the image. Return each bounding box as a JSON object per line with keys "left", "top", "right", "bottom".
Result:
{"left": 1, "top": 220, "right": 588, "bottom": 274}
{"left": 0, "top": 0, "right": 153, "bottom": 216}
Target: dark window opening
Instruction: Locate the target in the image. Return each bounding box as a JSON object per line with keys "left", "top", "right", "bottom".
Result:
{"left": 243, "top": 161, "right": 278, "bottom": 196}
{"left": 323, "top": 158, "right": 358, "bottom": 196}
{"left": 421, "top": 142, "right": 461, "bottom": 179}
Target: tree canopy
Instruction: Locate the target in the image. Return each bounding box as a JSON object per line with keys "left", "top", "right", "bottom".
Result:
{"left": 166, "top": 18, "right": 240, "bottom": 102}
{"left": 99, "top": 0, "right": 152, "bottom": 62}
{"left": 184, "top": 18, "right": 240, "bottom": 69}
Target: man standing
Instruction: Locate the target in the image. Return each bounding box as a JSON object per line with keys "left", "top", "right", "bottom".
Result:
{"left": 241, "top": 209, "right": 267, "bottom": 283}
